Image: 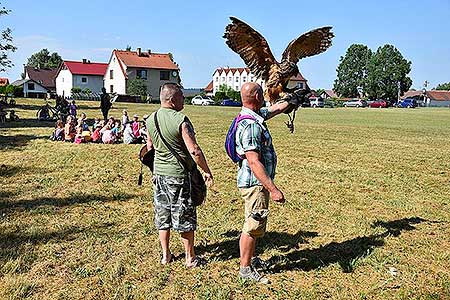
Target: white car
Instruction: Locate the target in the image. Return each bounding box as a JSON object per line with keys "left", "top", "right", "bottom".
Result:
{"left": 191, "top": 95, "right": 215, "bottom": 106}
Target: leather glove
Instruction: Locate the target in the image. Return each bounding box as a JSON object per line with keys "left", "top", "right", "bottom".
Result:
{"left": 282, "top": 89, "right": 312, "bottom": 114}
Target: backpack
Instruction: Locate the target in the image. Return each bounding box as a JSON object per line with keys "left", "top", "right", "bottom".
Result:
{"left": 225, "top": 114, "right": 257, "bottom": 163}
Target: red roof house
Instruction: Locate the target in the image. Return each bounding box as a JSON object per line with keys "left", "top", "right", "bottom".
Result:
{"left": 104, "top": 48, "right": 181, "bottom": 98}
{"left": 55, "top": 59, "right": 108, "bottom": 97}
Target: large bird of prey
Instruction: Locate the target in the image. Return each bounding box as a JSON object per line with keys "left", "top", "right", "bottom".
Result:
{"left": 224, "top": 17, "right": 334, "bottom": 104}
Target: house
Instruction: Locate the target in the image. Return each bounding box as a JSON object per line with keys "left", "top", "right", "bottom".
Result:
{"left": 55, "top": 59, "right": 108, "bottom": 98}
{"left": 11, "top": 78, "right": 48, "bottom": 98}
{"left": 402, "top": 90, "right": 450, "bottom": 107}
{"left": 104, "top": 48, "right": 180, "bottom": 99}
{"left": 211, "top": 67, "right": 308, "bottom": 95}
{"left": 14, "top": 66, "right": 58, "bottom": 98}
{"left": 204, "top": 81, "right": 213, "bottom": 97}
{"left": 0, "top": 78, "right": 9, "bottom": 86}
{"left": 321, "top": 89, "right": 337, "bottom": 99}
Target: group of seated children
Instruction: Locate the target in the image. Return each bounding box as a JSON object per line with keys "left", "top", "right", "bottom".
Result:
{"left": 50, "top": 110, "right": 147, "bottom": 144}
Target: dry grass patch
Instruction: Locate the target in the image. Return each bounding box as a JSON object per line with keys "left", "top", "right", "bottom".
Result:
{"left": 0, "top": 98, "right": 449, "bottom": 299}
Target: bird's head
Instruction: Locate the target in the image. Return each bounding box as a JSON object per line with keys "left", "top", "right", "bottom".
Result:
{"left": 279, "top": 61, "right": 299, "bottom": 80}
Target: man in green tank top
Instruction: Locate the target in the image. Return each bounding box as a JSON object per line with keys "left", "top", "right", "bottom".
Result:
{"left": 146, "top": 83, "right": 213, "bottom": 268}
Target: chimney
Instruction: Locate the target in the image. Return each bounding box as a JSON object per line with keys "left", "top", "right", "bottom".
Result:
{"left": 147, "top": 49, "right": 151, "bottom": 55}
{"left": 82, "top": 58, "right": 87, "bottom": 64}
{"left": 137, "top": 47, "right": 141, "bottom": 56}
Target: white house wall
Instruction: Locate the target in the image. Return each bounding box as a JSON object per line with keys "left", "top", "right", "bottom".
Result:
{"left": 23, "top": 81, "right": 47, "bottom": 97}
{"left": 212, "top": 69, "right": 265, "bottom": 95}
{"left": 104, "top": 53, "right": 126, "bottom": 94}
{"left": 56, "top": 69, "right": 73, "bottom": 97}
{"left": 73, "top": 75, "right": 104, "bottom": 94}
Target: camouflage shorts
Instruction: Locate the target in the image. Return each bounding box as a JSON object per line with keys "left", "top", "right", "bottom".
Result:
{"left": 152, "top": 174, "right": 197, "bottom": 232}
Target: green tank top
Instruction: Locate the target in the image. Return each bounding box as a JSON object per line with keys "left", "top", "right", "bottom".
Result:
{"left": 147, "top": 108, "right": 195, "bottom": 177}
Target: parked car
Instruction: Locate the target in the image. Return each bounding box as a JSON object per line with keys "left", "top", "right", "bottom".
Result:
{"left": 342, "top": 99, "right": 367, "bottom": 108}
{"left": 369, "top": 99, "right": 387, "bottom": 108}
{"left": 396, "top": 98, "right": 417, "bottom": 108}
{"left": 191, "top": 95, "right": 215, "bottom": 106}
{"left": 221, "top": 99, "right": 242, "bottom": 107}
{"left": 309, "top": 97, "right": 324, "bottom": 108}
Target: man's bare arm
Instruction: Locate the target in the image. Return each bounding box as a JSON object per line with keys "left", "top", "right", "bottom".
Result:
{"left": 266, "top": 100, "right": 290, "bottom": 119}
{"left": 181, "top": 121, "right": 213, "bottom": 185}
{"left": 245, "top": 150, "right": 285, "bottom": 203}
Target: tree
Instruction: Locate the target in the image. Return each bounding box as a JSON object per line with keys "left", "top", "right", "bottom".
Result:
{"left": 333, "top": 44, "right": 372, "bottom": 98}
{"left": 127, "top": 78, "right": 148, "bottom": 99}
{"left": 26, "top": 49, "right": 62, "bottom": 69}
{"left": 214, "top": 84, "right": 241, "bottom": 102}
{"left": 435, "top": 82, "right": 450, "bottom": 90}
{"left": 0, "top": 4, "right": 17, "bottom": 72}
{"left": 366, "top": 45, "right": 412, "bottom": 101}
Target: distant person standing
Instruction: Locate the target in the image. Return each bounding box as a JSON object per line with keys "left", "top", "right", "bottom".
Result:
{"left": 100, "top": 87, "right": 111, "bottom": 120}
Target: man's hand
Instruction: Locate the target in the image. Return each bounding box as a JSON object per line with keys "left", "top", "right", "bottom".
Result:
{"left": 204, "top": 172, "right": 214, "bottom": 188}
{"left": 270, "top": 187, "right": 285, "bottom": 204}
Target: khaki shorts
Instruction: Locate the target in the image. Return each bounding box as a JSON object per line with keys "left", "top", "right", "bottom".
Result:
{"left": 240, "top": 185, "right": 269, "bottom": 238}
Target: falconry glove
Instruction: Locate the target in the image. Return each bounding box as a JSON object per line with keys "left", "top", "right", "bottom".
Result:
{"left": 283, "top": 89, "right": 312, "bottom": 114}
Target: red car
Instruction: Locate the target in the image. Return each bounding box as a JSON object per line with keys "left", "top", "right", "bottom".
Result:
{"left": 369, "top": 100, "right": 387, "bottom": 108}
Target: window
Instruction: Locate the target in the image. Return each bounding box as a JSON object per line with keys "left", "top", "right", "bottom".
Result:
{"left": 160, "top": 70, "right": 170, "bottom": 80}
{"left": 243, "top": 77, "right": 246, "bottom": 82}
{"left": 221, "top": 77, "right": 225, "bottom": 81}
{"left": 110, "top": 85, "right": 114, "bottom": 93}
{"left": 81, "top": 77, "right": 88, "bottom": 84}
{"left": 235, "top": 86, "right": 239, "bottom": 90}
{"left": 62, "top": 77, "right": 64, "bottom": 83}
{"left": 27, "top": 83, "right": 35, "bottom": 90}
{"left": 228, "top": 77, "right": 232, "bottom": 81}
{"left": 250, "top": 77, "right": 254, "bottom": 82}
{"left": 215, "top": 77, "right": 218, "bottom": 82}
{"left": 137, "top": 69, "right": 148, "bottom": 80}
{"left": 110, "top": 70, "right": 114, "bottom": 79}
{"left": 297, "top": 82, "right": 304, "bottom": 89}
{"left": 235, "top": 77, "right": 239, "bottom": 82}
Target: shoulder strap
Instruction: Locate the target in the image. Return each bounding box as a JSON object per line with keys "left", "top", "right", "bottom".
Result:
{"left": 154, "top": 111, "right": 191, "bottom": 172}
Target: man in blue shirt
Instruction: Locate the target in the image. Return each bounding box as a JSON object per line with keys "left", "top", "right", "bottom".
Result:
{"left": 236, "top": 82, "right": 302, "bottom": 284}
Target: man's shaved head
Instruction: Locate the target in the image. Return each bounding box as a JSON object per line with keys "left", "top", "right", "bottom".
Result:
{"left": 160, "top": 83, "right": 181, "bottom": 103}
{"left": 241, "top": 82, "right": 264, "bottom": 109}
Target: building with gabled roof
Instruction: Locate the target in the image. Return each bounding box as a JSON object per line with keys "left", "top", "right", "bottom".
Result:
{"left": 211, "top": 67, "right": 308, "bottom": 95}
{"left": 55, "top": 59, "right": 108, "bottom": 98}
{"left": 402, "top": 89, "right": 450, "bottom": 107}
{"left": 22, "top": 66, "right": 58, "bottom": 97}
{"left": 104, "top": 48, "right": 180, "bottom": 99}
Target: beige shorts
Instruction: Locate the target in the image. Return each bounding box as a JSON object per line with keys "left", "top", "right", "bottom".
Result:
{"left": 240, "top": 185, "right": 270, "bottom": 238}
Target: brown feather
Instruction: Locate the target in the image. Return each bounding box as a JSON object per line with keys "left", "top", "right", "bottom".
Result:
{"left": 223, "top": 17, "right": 277, "bottom": 81}
{"left": 282, "top": 26, "right": 334, "bottom": 64}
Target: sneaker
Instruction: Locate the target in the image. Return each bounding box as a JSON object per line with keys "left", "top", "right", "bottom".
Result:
{"left": 239, "top": 266, "right": 270, "bottom": 284}
{"left": 251, "top": 256, "right": 269, "bottom": 271}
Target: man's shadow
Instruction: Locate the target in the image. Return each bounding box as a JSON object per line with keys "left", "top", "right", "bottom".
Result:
{"left": 268, "top": 217, "right": 430, "bottom": 273}
{"left": 197, "top": 230, "right": 319, "bottom": 262}
{"left": 199, "top": 217, "right": 432, "bottom": 274}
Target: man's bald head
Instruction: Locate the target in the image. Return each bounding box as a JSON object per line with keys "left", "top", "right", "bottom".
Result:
{"left": 160, "top": 82, "right": 182, "bottom": 103}
{"left": 241, "top": 82, "right": 264, "bottom": 109}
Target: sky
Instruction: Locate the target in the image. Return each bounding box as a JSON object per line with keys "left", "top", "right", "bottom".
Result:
{"left": 2, "top": 0, "right": 450, "bottom": 90}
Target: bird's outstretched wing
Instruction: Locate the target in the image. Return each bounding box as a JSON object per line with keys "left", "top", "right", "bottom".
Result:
{"left": 282, "top": 26, "right": 334, "bottom": 64}
{"left": 223, "top": 17, "right": 276, "bottom": 81}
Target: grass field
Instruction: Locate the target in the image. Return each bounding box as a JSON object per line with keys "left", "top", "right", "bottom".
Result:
{"left": 1, "top": 98, "right": 449, "bottom": 300}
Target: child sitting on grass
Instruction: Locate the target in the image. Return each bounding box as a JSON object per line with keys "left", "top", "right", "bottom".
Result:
{"left": 73, "top": 126, "right": 85, "bottom": 144}
{"left": 50, "top": 120, "right": 65, "bottom": 141}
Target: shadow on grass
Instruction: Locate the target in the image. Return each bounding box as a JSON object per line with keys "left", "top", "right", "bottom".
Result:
{"left": 0, "top": 134, "right": 47, "bottom": 149}
{"left": 14, "top": 103, "right": 43, "bottom": 111}
{"left": 0, "top": 118, "right": 55, "bottom": 129}
{"left": 0, "top": 223, "right": 114, "bottom": 274}
{"left": 198, "top": 230, "right": 318, "bottom": 261}
{"left": 0, "top": 164, "right": 50, "bottom": 178}
{"left": 0, "top": 192, "right": 134, "bottom": 212}
{"left": 267, "top": 217, "right": 429, "bottom": 274}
